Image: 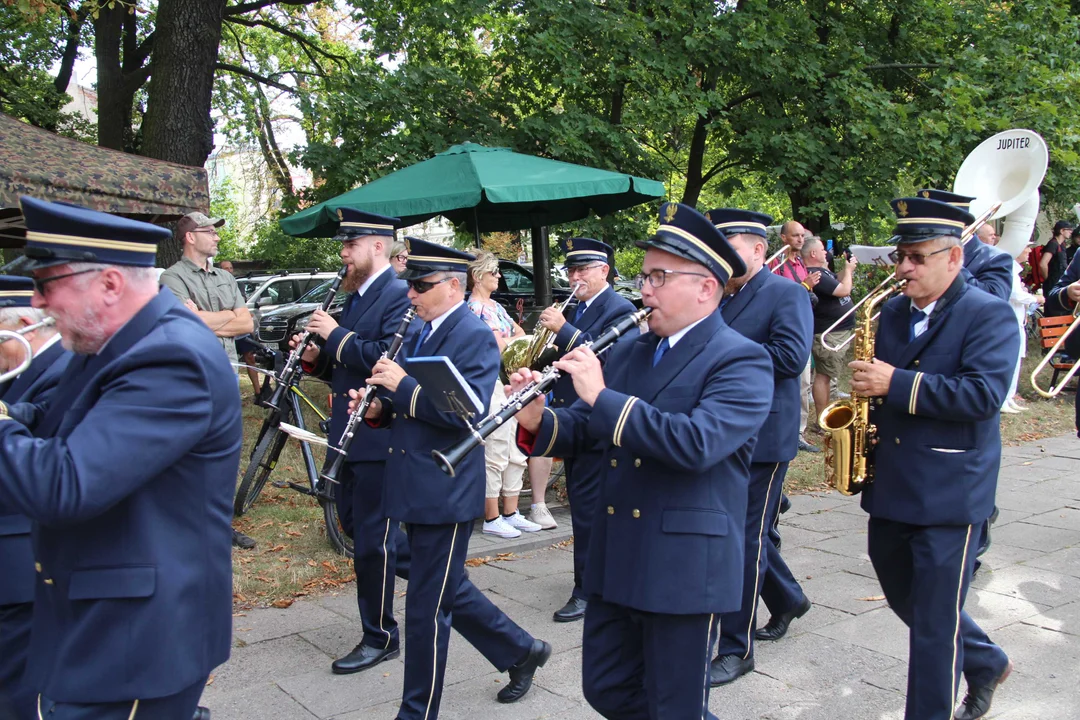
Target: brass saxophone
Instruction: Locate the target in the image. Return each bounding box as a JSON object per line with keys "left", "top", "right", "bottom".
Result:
{"left": 818, "top": 278, "right": 906, "bottom": 495}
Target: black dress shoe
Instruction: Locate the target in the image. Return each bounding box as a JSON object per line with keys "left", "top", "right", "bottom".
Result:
{"left": 497, "top": 639, "right": 552, "bottom": 703}
{"left": 232, "top": 530, "right": 256, "bottom": 550}
{"left": 797, "top": 439, "right": 820, "bottom": 453}
{"left": 331, "top": 643, "right": 400, "bottom": 675}
{"left": 954, "top": 660, "right": 1012, "bottom": 719}
{"left": 755, "top": 596, "right": 811, "bottom": 641}
{"left": 779, "top": 494, "right": 791, "bottom": 515}
{"left": 193, "top": 708, "right": 211, "bottom": 720}
{"left": 553, "top": 596, "right": 587, "bottom": 623}
{"left": 709, "top": 654, "right": 754, "bottom": 687}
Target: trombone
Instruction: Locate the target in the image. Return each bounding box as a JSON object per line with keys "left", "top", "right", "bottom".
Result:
{"left": 0, "top": 317, "right": 53, "bottom": 384}
{"left": 1030, "top": 303, "right": 1080, "bottom": 398}
{"left": 819, "top": 204, "right": 1000, "bottom": 352}
{"left": 765, "top": 245, "right": 789, "bottom": 272}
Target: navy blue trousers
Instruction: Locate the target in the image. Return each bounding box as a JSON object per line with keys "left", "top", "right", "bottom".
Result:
{"left": 582, "top": 595, "right": 719, "bottom": 720}
{"left": 35, "top": 675, "right": 207, "bottom": 720}
{"left": 335, "top": 460, "right": 399, "bottom": 651}
{"left": 0, "top": 602, "right": 33, "bottom": 720}
{"left": 717, "top": 461, "right": 787, "bottom": 660}
{"left": 868, "top": 518, "right": 1009, "bottom": 720}
{"left": 565, "top": 453, "right": 602, "bottom": 600}
{"left": 759, "top": 497, "right": 807, "bottom": 619}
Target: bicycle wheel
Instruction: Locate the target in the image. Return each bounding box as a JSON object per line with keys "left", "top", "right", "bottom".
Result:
{"left": 321, "top": 497, "right": 355, "bottom": 559}
{"left": 235, "top": 424, "right": 288, "bottom": 516}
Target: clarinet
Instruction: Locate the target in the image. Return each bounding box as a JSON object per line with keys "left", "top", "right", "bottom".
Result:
{"left": 320, "top": 307, "right": 417, "bottom": 485}
{"left": 432, "top": 307, "right": 650, "bottom": 477}
{"left": 265, "top": 265, "right": 349, "bottom": 411}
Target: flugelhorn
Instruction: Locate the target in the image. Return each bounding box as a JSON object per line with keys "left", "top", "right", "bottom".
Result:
{"left": 265, "top": 265, "right": 348, "bottom": 411}
{"left": 501, "top": 281, "right": 585, "bottom": 374}
{"left": 433, "top": 307, "right": 650, "bottom": 478}
{"left": 320, "top": 307, "right": 417, "bottom": 485}
{"left": 0, "top": 329, "right": 36, "bottom": 384}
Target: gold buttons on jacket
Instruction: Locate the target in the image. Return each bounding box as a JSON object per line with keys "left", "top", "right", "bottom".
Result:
{"left": 392, "top": 413, "right": 398, "bottom": 419}
{"left": 34, "top": 562, "right": 41, "bottom": 573}
{"left": 401, "top": 449, "right": 405, "bottom": 454}
{"left": 913, "top": 360, "right": 920, "bottom": 367}
{"left": 895, "top": 437, "right": 901, "bottom": 445}
{"left": 610, "top": 459, "right": 618, "bottom": 468}
{"left": 43, "top": 578, "right": 54, "bottom": 585}
{"left": 607, "top": 506, "right": 614, "bottom": 515}
{"left": 388, "top": 447, "right": 393, "bottom": 454}
{"left": 632, "top": 509, "right": 641, "bottom": 518}
{"left": 634, "top": 458, "right": 641, "bottom": 468}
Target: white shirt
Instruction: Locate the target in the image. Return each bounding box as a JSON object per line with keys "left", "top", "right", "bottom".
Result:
{"left": 34, "top": 332, "right": 63, "bottom": 357}
{"left": 579, "top": 284, "right": 608, "bottom": 311}
{"left": 357, "top": 263, "right": 391, "bottom": 297}
{"left": 666, "top": 315, "right": 709, "bottom": 349}
{"left": 909, "top": 300, "right": 937, "bottom": 338}
{"left": 429, "top": 300, "right": 464, "bottom": 335}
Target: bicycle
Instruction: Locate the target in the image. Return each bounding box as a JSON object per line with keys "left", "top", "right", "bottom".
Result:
{"left": 234, "top": 357, "right": 353, "bottom": 559}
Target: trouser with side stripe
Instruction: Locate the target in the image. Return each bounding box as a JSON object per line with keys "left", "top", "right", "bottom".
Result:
{"left": 868, "top": 518, "right": 1009, "bottom": 720}
{"left": 582, "top": 595, "right": 720, "bottom": 720}
{"left": 340, "top": 460, "right": 399, "bottom": 651}
{"left": 34, "top": 675, "right": 207, "bottom": 720}
{"left": 716, "top": 461, "right": 787, "bottom": 660}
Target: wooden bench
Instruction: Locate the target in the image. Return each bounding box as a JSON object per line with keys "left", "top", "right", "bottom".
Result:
{"left": 1037, "top": 314, "right": 1078, "bottom": 391}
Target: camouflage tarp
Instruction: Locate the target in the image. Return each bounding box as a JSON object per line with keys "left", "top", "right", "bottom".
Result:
{"left": 0, "top": 113, "right": 209, "bottom": 245}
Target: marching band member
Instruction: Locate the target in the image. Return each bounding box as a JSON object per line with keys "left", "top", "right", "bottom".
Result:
{"left": 851, "top": 197, "right": 1017, "bottom": 720}
{"left": 917, "top": 190, "right": 1012, "bottom": 301}
{"left": 0, "top": 197, "right": 240, "bottom": 719}
{"left": 295, "top": 209, "right": 413, "bottom": 675}
{"left": 0, "top": 276, "right": 71, "bottom": 720}
{"left": 511, "top": 203, "right": 773, "bottom": 718}
{"left": 706, "top": 209, "right": 814, "bottom": 686}
{"left": 539, "top": 237, "right": 638, "bottom": 623}
{"left": 360, "top": 238, "right": 550, "bottom": 719}
{"left": 1047, "top": 250, "right": 1080, "bottom": 436}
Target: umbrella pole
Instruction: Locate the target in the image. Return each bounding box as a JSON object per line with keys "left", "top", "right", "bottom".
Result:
{"left": 472, "top": 208, "right": 482, "bottom": 248}
{"left": 531, "top": 225, "right": 552, "bottom": 308}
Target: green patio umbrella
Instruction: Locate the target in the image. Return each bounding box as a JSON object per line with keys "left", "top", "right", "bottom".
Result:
{"left": 279, "top": 142, "right": 666, "bottom": 239}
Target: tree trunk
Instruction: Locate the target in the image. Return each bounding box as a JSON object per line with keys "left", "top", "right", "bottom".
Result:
{"left": 94, "top": 5, "right": 128, "bottom": 151}
{"left": 141, "top": 0, "right": 227, "bottom": 264}
{"left": 787, "top": 186, "right": 830, "bottom": 235}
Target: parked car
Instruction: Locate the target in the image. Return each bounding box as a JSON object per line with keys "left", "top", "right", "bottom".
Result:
{"left": 256, "top": 278, "right": 348, "bottom": 351}
{"left": 494, "top": 260, "right": 572, "bottom": 330}
{"left": 237, "top": 269, "right": 337, "bottom": 314}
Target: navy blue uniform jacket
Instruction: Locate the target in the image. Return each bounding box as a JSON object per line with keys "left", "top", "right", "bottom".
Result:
{"left": 861, "top": 277, "right": 1018, "bottom": 526}
{"left": 312, "top": 268, "right": 413, "bottom": 461}
{"left": 722, "top": 268, "right": 813, "bottom": 463}
{"left": 0, "top": 290, "right": 241, "bottom": 703}
{"left": 0, "top": 339, "right": 71, "bottom": 606}
{"left": 1047, "top": 253, "right": 1080, "bottom": 434}
{"left": 381, "top": 303, "right": 500, "bottom": 524}
{"left": 962, "top": 239, "right": 1012, "bottom": 301}
{"left": 550, "top": 286, "right": 639, "bottom": 408}
{"left": 529, "top": 311, "right": 773, "bottom": 615}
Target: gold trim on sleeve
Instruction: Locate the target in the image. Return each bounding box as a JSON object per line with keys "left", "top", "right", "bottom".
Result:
{"left": 540, "top": 407, "right": 559, "bottom": 457}
{"left": 613, "top": 396, "right": 639, "bottom": 447}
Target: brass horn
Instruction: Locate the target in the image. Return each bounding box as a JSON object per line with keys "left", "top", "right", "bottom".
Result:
{"left": 1030, "top": 304, "right": 1080, "bottom": 398}
{"left": 501, "top": 282, "right": 585, "bottom": 375}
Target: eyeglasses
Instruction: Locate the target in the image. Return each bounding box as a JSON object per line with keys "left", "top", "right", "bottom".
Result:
{"left": 488, "top": 269, "right": 501, "bottom": 277}
{"left": 32, "top": 268, "right": 102, "bottom": 295}
{"left": 888, "top": 247, "right": 951, "bottom": 265}
{"left": 567, "top": 263, "right": 605, "bottom": 276}
{"left": 633, "top": 269, "right": 710, "bottom": 290}
{"left": 407, "top": 277, "right": 453, "bottom": 294}
{"left": 393, "top": 254, "right": 409, "bottom": 264}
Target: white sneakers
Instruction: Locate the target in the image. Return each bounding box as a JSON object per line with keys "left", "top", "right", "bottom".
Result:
{"left": 482, "top": 512, "right": 543, "bottom": 539}
{"left": 529, "top": 503, "right": 558, "bottom": 530}
{"left": 1001, "top": 398, "right": 1027, "bottom": 414}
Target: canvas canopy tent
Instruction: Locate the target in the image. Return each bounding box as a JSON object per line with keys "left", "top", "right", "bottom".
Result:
{"left": 0, "top": 113, "right": 210, "bottom": 247}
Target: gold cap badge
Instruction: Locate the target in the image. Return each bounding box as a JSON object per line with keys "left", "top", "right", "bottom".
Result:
{"left": 664, "top": 204, "right": 677, "bottom": 223}
{"left": 337, "top": 208, "right": 343, "bottom": 221}
{"left": 566, "top": 239, "right": 574, "bottom": 250}
{"left": 897, "top": 201, "right": 909, "bottom": 217}
{"left": 920, "top": 190, "right": 929, "bottom": 198}
{"left": 404, "top": 238, "right": 411, "bottom": 252}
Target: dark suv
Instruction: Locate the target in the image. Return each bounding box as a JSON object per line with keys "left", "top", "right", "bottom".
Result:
{"left": 256, "top": 260, "right": 572, "bottom": 352}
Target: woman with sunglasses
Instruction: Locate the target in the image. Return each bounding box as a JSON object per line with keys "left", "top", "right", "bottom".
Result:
{"left": 466, "top": 251, "right": 542, "bottom": 538}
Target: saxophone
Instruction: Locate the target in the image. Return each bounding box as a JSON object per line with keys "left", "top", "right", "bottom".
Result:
{"left": 818, "top": 278, "right": 905, "bottom": 496}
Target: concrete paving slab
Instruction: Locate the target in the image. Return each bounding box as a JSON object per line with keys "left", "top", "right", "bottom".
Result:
{"left": 753, "top": 631, "right": 901, "bottom": 697}
{"left": 797, "top": 571, "right": 888, "bottom": 615}
{"left": 810, "top": 607, "right": 909, "bottom": 661}
{"left": 204, "top": 634, "right": 331, "bottom": 697}
{"left": 970, "top": 563, "right": 1080, "bottom": 608}
{"left": 1021, "top": 599, "right": 1080, "bottom": 637}
{"left": 297, "top": 621, "right": 365, "bottom": 660}
{"left": 1021, "top": 545, "right": 1080, "bottom": 578}
{"left": 989, "top": 622, "right": 1080, "bottom": 683}
{"left": 806, "top": 533, "right": 870, "bottom": 560}
{"left": 233, "top": 602, "right": 344, "bottom": 645}
{"left": 1027, "top": 475, "right": 1080, "bottom": 501}
{"left": 707, "top": 669, "right": 816, "bottom": 719}
{"left": 785, "top": 493, "right": 851, "bottom": 515}
{"left": 276, "top": 661, "right": 405, "bottom": 717}
{"left": 976, "top": 542, "right": 1046, "bottom": 571}
{"left": 199, "top": 682, "right": 320, "bottom": 720}
{"left": 990, "top": 521, "right": 1080, "bottom": 553}
{"left": 760, "top": 681, "right": 905, "bottom": 720}
{"left": 964, "top": 587, "right": 1048, "bottom": 632}
{"left": 784, "top": 508, "right": 869, "bottom": 535}
{"left": 754, "top": 603, "right": 851, "bottom": 642}
{"left": 995, "top": 489, "right": 1073, "bottom": 516}
{"left": 1021, "top": 506, "right": 1080, "bottom": 531}
{"left": 773, "top": 524, "right": 840, "bottom": 551}
{"left": 332, "top": 680, "right": 575, "bottom": 720}
{"left": 988, "top": 506, "right": 1036, "bottom": 528}
{"left": 481, "top": 571, "right": 578, "bottom": 614}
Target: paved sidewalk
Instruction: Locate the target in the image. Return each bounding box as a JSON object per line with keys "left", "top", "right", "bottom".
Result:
{"left": 204, "top": 436, "right": 1080, "bottom": 719}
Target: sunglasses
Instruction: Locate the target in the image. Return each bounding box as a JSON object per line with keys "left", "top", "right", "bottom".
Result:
{"left": 888, "top": 247, "right": 951, "bottom": 265}
{"left": 32, "top": 268, "right": 102, "bottom": 295}
{"left": 408, "top": 277, "right": 453, "bottom": 294}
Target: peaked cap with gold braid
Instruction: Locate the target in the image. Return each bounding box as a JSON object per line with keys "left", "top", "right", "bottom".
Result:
{"left": 636, "top": 202, "right": 745, "bottom": 284}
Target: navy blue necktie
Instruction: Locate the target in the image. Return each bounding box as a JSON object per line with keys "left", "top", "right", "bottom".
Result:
{"left": 414, "top": 323, "right": 431, "bottom": 354}
{"left": 344, "top": 291, "right": 359, "bottom": 316}
{"left": 909, "top": 309, "right": 927, "bottom": 342}
{"left": 573, "top": 301, "right": 586, "bottom": 324}
{"left": 652, "top": 337, "right": 670, "bottom": 367}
